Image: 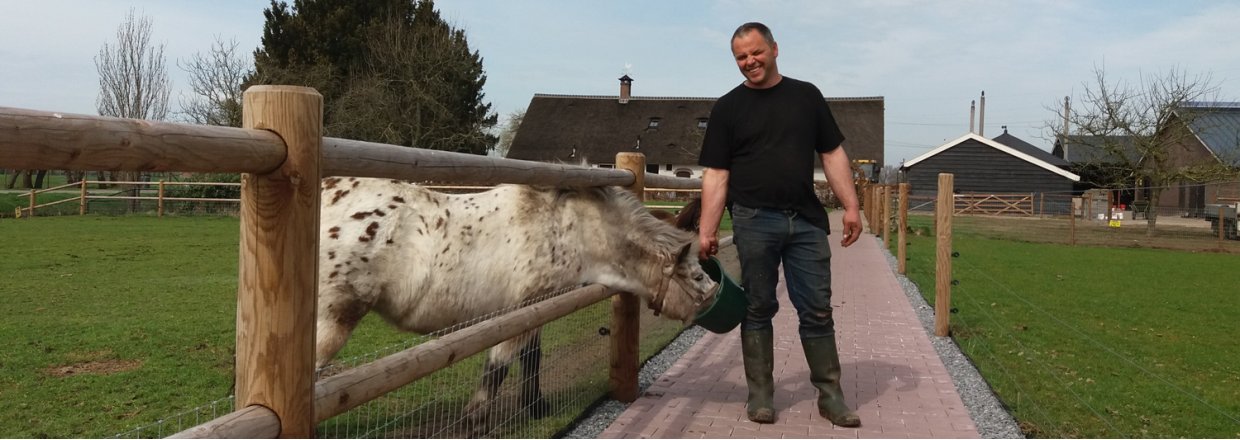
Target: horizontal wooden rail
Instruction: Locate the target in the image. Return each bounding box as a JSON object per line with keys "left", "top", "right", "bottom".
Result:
{"left": 314, "top": 283, "right": 617, "bottom": 421}
{"left": 321, "top": 137, "right": 701, "bottom": 189}
{"left": 0, "top": 106, "right": 701, "bottom": 190}
{"left": 171, "top": 283, "right": 617, "bottom": 437}
{"left": 646, "top": 187, "right": 702, "bottom": 193}
{"left": 166, "top": 405, "right": 279, "bottom": 439}
{"left": 321, "top": 137, "right": 631, "bottom": 186}
{"left": 0, "top": 107, "right": 285, "bottom": 173}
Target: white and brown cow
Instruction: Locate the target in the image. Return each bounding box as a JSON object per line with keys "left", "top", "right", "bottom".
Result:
{"left": 316, "top": 177, "right": 716, "bottom": 420}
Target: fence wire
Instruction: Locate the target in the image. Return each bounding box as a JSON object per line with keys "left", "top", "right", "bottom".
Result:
{"left": 907, "top": 243, "right": 1240, "bottom": 438}
{"left": 110, "top": 396, "right": 235, "bottom": 439}
{"left": 313, "top": 285, "right": 685, "bottom": 439}
{"left": 106, "top": 285, "right": 686, "bottom": 439}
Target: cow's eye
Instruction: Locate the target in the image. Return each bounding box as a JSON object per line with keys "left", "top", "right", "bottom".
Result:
{"left": 694, "top": 274, "right": 705, "bottom": 282}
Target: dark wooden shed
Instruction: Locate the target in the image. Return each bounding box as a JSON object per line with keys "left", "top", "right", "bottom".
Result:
{"left": 902, "top": 132, "right": 1080, "bottom": 196}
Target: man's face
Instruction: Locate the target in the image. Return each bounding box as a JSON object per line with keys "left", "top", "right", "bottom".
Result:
{"left": 731, "top": 30, "right": 779, "bottom": 88}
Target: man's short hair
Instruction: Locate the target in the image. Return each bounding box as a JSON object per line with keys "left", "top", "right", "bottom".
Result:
{"left": 732, "top": 22, "right": 776, "bottom": 46}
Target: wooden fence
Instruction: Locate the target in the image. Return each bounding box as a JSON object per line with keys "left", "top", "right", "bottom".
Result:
{"left": 14, "top": 180, "right": 240, "bottom": 218}
{"left": 15, "top": 181, "right": 697, "bottom": 218}
{"left": 952, "top": 193, "right": 1035, "bottom": 216}
{"left": 0, "top": 85, "right": 702, "bottom": 438}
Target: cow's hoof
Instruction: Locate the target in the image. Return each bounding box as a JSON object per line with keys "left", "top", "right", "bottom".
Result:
{"left": 463, "top": 400, "right": 491, "bottom": 425}
{"left": 526, "top": 397, "right": 551, "bottom": 419}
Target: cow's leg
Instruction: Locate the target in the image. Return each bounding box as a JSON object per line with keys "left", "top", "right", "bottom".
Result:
{"left": 314, "top": 286, "right": 370, "bottom": 371}
{"left": 463, "top": 331, "right": 534, "bottom": 424}
{"left": 517, "top": 329, "right": 550, "bottom": 418}
{"left": 466, "top": 339, "right": 518, "bottom": 426}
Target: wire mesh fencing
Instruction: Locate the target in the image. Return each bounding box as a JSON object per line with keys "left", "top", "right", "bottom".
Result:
{"left": 910, "top": 251, "right": 1240, "bottom": 438}
{"left": 110, "top": 397, "right": 236, "bottom": 439}
{"left": 315, "top": 288, "right": 687, "bottom": 439}
{"left": 898, "top": 183, "right": 1240, "bottom": 254}
{"left": 105, "top": 286, "right": 688, "bottom": 439}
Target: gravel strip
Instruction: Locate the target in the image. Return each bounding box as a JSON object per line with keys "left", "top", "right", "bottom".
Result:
{"left": 878, "top": 238, "right": 1024, "bottom": 438}
{"left": 564, "top": 237, "right": 1023, "bottom": 438}
{"left": 562, "top": 325, "right": 706, "bottom": 438}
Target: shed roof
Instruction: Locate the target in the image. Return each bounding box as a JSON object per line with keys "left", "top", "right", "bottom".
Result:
{"left": 905, "top": 132, "right": 1080, "bottom": 181}
{"left": 1179, "top": 102, "right": 1240, "bottom": 166}
{"left": 991, "top": 130, "right": 1071, "bottom": 168}
{"left": 507, "top": 94, "right": 885, "bottom": 166}
{"left": 1053, "top": 135, "right": 1141, "bottom": 164}
{"left": 508, "top": 94, "right": 714, "bottom": 165}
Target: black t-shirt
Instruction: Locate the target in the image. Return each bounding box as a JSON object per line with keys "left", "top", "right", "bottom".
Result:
{"left": 698, "top": 77, "right": 845, "bottom": 233}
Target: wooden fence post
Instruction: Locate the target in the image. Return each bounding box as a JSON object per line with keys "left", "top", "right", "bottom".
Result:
{"left": 158, "top": 180, "right": 166, "bottom": 218}
{"left": 28, "top": 188, "right": 35, "bottom": 217}
{"left": 80, "top": 180, "right": 87, "bottom": 215}
{"left": 611, "top": 152, "right": 644, "bottom": 403}
{"left": 934, "top": 173, "right": 954, "bottom": 337}
{"left": 1070, "top": 197, "right": 1077, "bottom": 246}
{"left": 872, "top": 185, "right": 881, "bottom": 233}
{"left": 1220, "top": 206, "right": 1226, "bottom": 250}
{"left": 881, "top": 184, "right": 891, "bottom": 248}
{"left": 867, "top": 184, "right": 877, "bottom": 233}
{"left": 237, "top": 85, "right": 322, "bottom": 438}
{"left": 898, "top": 183, "right": 908, "bottom": 275}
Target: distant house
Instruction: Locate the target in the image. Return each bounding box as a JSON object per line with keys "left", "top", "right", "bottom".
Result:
{"left": 1052, "top": 102, "right": 1240, "bottom": 214}
{"left": 506, "top": 76, "right": 884, "bottom": 180}
{"left": 1157, "top": 102, "right": 1240, "bottom": 214}
{"left": 901, "top": 130, "right": 1079, "bottom": 196}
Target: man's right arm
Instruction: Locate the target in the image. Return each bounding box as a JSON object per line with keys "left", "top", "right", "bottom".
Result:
{"left": 698, "top": 167, "right": 729, "bottom": 260}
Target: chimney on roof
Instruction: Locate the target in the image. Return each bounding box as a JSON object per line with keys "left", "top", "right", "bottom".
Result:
{"left": 619, "top": 75, "right": 633, "bottom": 104}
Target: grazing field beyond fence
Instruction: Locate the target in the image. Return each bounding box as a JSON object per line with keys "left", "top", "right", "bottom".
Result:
{"left": 894, "top": 214, "right": 1240, "bottom": 438}
{"left": 2, "top": 207, "right": 718, "bottom": 438}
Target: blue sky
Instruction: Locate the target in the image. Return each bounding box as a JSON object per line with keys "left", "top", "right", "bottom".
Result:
{"left": 3, "top": 0, "right": 1239, "bottom": 165}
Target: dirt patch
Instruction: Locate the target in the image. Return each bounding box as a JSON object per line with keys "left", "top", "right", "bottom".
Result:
{"left": 43, "top": 359, "right": 143, "bottom": 377}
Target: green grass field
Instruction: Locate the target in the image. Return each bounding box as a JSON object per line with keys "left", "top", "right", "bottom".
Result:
{"left": 0, "top": 214, "right": 707, "bottom": 438}
{"left": 0, "top": 216, "right": 238, "bottom": 438}
{"left": 895, "top": 216, "right": 1240, "bottom": 438}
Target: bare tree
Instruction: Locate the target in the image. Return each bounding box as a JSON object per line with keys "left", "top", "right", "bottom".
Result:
{"left": 95, "top": 8, "right": 170, "bottom": 121}
{"left": 178, "top": 36, "right": 249, "bottom": 127}
{"left": 94, "top": 8, "right": 170, "bottom": 202}
{"left": 1051, "top": 66, "right": 1235, "bottom": 235}
{"left": 880, "top": 164, "right": 900, "bottom": 184}
{"left": 493, "top": 109, "right": 525, "bottom": 157}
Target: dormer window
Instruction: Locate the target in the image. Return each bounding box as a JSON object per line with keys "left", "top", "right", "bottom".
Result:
{"left": 647, "top": 118, "right": 661, "bottom": 129}
{"left": 697, "top": 118, "right": 709, "bottom": 129}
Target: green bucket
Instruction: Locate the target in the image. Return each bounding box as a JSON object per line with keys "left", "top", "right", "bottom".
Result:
{"left": 694, "top": 256, "right": 748, "bottom": 334}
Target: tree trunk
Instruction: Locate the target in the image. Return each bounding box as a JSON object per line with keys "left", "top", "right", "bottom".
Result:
{"left": 1146, "top": 188, "right": 1162, "bottom": 237}
{"left": 33, "top": 170, "right": 48, "bottom": 188}
{"left": 21, "top": 170, "right": 34, "bottom": 189}
{"left": 4, "top": 170, "right": 19, "bottom": 189}
{"left": 65, "top": 170, "right": 86, "bottom": 184}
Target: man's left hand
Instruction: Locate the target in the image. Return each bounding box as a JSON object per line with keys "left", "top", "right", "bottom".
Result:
{"left": 839, "top": 209, "right": 862, "bottom": 247}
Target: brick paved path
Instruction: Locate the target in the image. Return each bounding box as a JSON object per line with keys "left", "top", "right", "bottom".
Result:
{"left": 600, "top": 213, "right": 980, "bottom": 439}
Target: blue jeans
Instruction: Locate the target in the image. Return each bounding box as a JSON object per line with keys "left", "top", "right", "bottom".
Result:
{"left": 731, "top": 203, "right": 836, "bottom": 339}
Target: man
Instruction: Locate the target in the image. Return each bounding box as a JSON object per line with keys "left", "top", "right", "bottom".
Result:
{"left": 697, "top": 22, "right": 863, "bottom": 427}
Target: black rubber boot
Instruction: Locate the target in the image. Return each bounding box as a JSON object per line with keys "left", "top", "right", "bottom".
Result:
{"left": 740, "top": 328, "right": 776, "bottom": 423}
{"left": 801, "top": 335, "right": 861, "bottom": 427}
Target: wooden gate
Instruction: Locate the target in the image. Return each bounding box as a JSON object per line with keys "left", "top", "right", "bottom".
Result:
{"left": 953, "top": 193, "right": 1035, "bottom": 216}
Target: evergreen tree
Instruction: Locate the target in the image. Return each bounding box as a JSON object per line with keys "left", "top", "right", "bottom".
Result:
{"left": 250, "top": 0, "right": 496, "bottom": 154}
